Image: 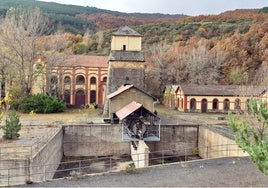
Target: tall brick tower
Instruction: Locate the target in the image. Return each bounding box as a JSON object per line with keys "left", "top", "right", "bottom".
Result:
{"left": 103, "top": 26, "right": 146, "bottom": 116}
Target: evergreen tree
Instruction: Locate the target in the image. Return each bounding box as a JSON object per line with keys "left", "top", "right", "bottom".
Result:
{"left": 2, "top": 110, "right": 21, "bottom": 139}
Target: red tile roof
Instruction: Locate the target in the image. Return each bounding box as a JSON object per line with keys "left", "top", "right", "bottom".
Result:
{"left": 116, "top": 101, "right": 142, "bottom": 120}
{"left": 58, "top": 55, "right": 109, "bottom": 68}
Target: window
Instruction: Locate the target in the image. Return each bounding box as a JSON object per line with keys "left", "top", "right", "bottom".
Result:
{"left": 90, "top": 90, "right": 96, "bottom": 103}
{"left": 190, "top": 98, "right": 196, "bottom": 110}
{"left": 201, "top": 99, "right": 207, "bottom": 113}
{"left": 123, "top": 45, "right": 126, "bottom": 51}
{"left": 90, "top": 77, "right": 96, "bottom": 84}
{"left": 234, "top": 99, "right": 241, "bottom": 110}
{"left": 223, "top": 99, "right": 230, "bottom": 110}
{"left": 50, "top": 75, "right": 58, "bottom": 85}
{"left": 102, "top": 77, "right": 107, "bottom": 82}
{"left": 76, "top": 75, "right": 85, "bottom": 84}
{"left": 64, "top": 90, "right": 70, "bottom": 104}
{"left": 212, "top": 99, "right": 219, "bottom": 110}
{"left": 64, "top": 76, "right": 71, "bottom": 84}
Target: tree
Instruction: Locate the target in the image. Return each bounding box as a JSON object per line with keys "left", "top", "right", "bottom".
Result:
{"left": 2, "top": 110, "right": 21, "bottom": 139}
{"left": 0, "top": 7, "right": 50, "bottom": 98}
{"left": 229, "top": 98, "right": 268, "bottom": 175}
{"left": 145, "top": 40, "right": 170, "bottom": 97}
{"left": 0, "top": 95, "right": 21, "bottom": 139}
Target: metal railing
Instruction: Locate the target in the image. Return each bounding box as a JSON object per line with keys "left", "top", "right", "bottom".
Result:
{"left": 0, "top": 143, "right": 246, "bottom": 186}
{"left": 0, "top": 127, "right": 61, "bottom": 160}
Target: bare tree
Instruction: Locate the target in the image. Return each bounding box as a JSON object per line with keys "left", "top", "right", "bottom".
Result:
{"left": 41, "top": 33, "right": 72, "bottom": 97}
{"left": 186, "top": 44, "right": 224, "bottom": 85}
{"left": 0, "top": 7, "right": 49, "bottom": 97}
{"left": 146, "top": 40, "right": 170, "bottom": 96}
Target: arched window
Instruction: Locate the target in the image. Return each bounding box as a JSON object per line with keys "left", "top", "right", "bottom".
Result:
{"left": 64, "top": 76, "right": 71, "bottom": 84}
{"left": 90, "top": 77, "right": 96, "bottom": 84}
{"left": 212, "top": 99, "right": 219, "bottom": 110}
{"left": 223, "top": 99, "right": 230, "bottom": 110}
{"left": 102, "top": 77, "right": 107, "bottom": 82}
{"left": 76, "top": 75, "right": 85, "bottom": 84}
{"left": 235, "top": 98, "right": 241, "bottom": 110}
{"left": 190, "top": 98, "right": 196, "bottom": 110}
{"left": 201, "top": 99, "right": 207, "bottom": 113}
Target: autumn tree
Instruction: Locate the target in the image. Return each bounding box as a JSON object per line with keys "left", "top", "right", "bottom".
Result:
{"left": 0, "top": 7, "right": 50, "bottom": 98}
{"left": 39, "top": 33, "right": 72, "bottom": 97}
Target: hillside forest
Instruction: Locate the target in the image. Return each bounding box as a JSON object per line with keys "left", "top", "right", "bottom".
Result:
{"left": 0, "top": 0, "right": 267, "bottom": 99}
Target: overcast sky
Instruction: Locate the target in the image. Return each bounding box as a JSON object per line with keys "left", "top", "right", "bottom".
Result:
{"left": 39, "top": 0, "right": 267, "bottom": 16}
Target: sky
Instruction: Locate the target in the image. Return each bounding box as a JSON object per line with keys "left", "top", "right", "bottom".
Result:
{"left": 39, "top": 0, "right": 268, "bottom": 16}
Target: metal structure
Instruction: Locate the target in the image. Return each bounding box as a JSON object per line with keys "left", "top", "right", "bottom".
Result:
{"left": 116, "top": 101, "right": 160, "bottom": 141}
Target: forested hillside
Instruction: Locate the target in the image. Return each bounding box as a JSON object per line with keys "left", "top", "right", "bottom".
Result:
{"left": 0, "top": 0, "right": 267, "bottom": 98}
{"left": 0, "top": 0, "right": 186, "bottom": 34}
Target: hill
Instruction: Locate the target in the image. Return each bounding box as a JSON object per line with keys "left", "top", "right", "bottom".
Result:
{"left": 0, "top": 0, "right": 186, "bottom": 34}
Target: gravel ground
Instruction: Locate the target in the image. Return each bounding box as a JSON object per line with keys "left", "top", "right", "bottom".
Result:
{"left": 22, "top": 157, "right": 268, "bottom": 187}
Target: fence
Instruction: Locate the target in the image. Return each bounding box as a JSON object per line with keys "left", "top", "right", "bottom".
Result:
{"left": 0, "top": 143, "right": 247, "bottom": 186}
{"left": 0, "top": 127, "right": 61, "bottom": 160}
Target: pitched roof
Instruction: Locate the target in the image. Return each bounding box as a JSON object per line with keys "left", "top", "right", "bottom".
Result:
{"left": 116, "top": 101, "right": 142, "bottom": 120}
{"left": 113, "top": 26, "right": 142, "bottom": 37}
{"left": 57, "top": 55, "right": 109, "bottom": 68}
{"left": 109, "top": 51, "right": 145, "bottom": 62}
{"left": 107, "top": 84, "right": 157, "bottom": 101}
{"left": 179, "top": 84, "right": 266, "bottom": 96}
{"left": 116, "top": 101, "right": 159, "bottom": 120}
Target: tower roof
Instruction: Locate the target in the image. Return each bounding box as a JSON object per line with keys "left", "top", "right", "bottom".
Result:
{"left": 113, "top": 26, "right": 142, "bottom": 36}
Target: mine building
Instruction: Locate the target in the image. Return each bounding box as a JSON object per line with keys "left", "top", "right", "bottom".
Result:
{"left": 163, "top": 84, "right": 268, "bottom": 113}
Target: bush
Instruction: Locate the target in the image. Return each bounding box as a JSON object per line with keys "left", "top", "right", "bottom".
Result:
{"left": 2, "top": 110, "right": 21, "bottom": 139}
{"left": 19, "top": 94, "right": 66, "bottom": 113}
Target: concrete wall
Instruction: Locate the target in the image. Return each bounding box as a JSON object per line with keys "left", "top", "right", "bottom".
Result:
{"left": 63, "top": 124, "right": 130, "bottom": 156}
{"left": 0, "top": 127, "right": 63, "bottom": 186}
{"left": 0, "top": 158, "right": 29, "bottom": 186}
{"left": 131, "top": 141, "right": 149, "bottom": 168}
{"left": 147, "top": 125, "right": 199, "bottom": 156}
{"left": 30, "top": 127, "right": 63, "bottom": 182}
{"left": 198, "top": 125, "right": 248, "bottom": 159}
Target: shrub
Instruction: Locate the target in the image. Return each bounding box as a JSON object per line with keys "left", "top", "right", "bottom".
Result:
{"left": 19, "top": 94, "right": 66, "bottom": 113}
{"left": 2, "top": 110, "right": 21, "bottom": 139}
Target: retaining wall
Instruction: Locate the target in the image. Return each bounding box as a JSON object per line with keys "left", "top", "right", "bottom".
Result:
{"left": 63, "top": 124, "right": 130, "bottom": 156}
{"left": 198, "top": 125, "right": 248, "bottom": 159}
{"left": 147, "top": 125, "right": 199, "bottom": 156}
{"left": 30, "top": 127, "right": 63, "bottom": 182}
